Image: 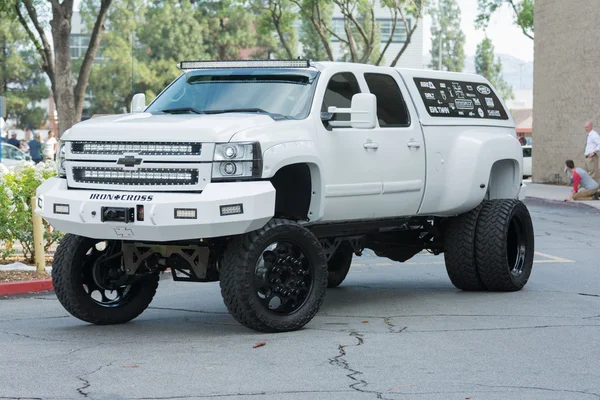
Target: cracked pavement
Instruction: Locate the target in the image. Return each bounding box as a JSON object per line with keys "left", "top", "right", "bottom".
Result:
{"left": 1, "top": 199, "right": 599, "bottom": 400}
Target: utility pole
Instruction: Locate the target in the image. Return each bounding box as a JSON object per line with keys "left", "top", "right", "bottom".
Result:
{"left": 438, "top": 28, "right": 443, "bottom": 71}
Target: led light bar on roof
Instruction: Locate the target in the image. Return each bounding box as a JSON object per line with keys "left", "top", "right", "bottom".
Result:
{"left": 178, "top": 59, "right": 311, "bottom": 70}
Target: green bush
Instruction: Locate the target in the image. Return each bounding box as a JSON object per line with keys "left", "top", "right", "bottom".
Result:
{"left": 0, "top": 161, "right": 64, "bottom": 262}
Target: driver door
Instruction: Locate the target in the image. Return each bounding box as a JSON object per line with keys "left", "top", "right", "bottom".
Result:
{"left": 317, "top": 71, "right": 385, "bottom": 222}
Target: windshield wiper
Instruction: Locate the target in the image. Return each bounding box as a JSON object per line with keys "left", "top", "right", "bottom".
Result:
{"left": 161, "top": 107, "right": 205, "bottom": 114}
{"left": 204, "top": 108, "right": 289, "bottom": 120}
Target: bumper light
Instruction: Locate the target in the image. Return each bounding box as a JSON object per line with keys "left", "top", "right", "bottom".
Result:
{"left": 174, "top": 208, "right": 197, "bottom": 219}
{"left": 220, "top": 204, "right": 243, "bottom": 216}
{"left": 53, "top": 204, "right": 70, "bottom": 215}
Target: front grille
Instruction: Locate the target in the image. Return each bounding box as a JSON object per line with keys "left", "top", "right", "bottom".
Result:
{"left": 72, "top": 167, "right": 199, "bottom": 186}
{"left": 71, "top": 141, "right": 202, "bottom": 156}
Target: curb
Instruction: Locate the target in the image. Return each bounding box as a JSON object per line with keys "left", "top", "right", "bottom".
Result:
{"left": 525, "top": 196, "right": 600, "bottom": 211}
{"left": 0, "top": 279, "right": 53, "bottom": 296}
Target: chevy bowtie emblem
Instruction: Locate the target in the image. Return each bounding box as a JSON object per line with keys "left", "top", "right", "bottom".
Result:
{"left": 117, "top": 155, "right": 143, "bottom": 166}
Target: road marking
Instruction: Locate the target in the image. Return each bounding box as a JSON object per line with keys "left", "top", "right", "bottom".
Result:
{"left": 351, "top": 251, "right": 575, "bottom": 267}
{"left": 533, "top": 251, "right": 576, "bottom": 263}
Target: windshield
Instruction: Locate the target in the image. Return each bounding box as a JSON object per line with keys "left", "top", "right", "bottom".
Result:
{"left": 145, "top": 68, "right": 319, "bottom": 120}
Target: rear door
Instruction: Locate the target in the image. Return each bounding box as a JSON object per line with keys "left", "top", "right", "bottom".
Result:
{"left": 361, "top": 69, "right": 426, "bottom": 218}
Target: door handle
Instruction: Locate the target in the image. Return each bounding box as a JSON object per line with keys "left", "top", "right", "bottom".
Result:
{"left": 407, "top": 140, "right": 421, "bottom": 149}
{"left": 363, "top": 140, "right": 379, "bottom": 150}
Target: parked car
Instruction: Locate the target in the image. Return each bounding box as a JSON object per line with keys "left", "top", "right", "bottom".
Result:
{"left": 522, "top": 145, "right": 532, "bottom": 178}
{"left": 1, "top": 143, "right": 30, "bottom": 168}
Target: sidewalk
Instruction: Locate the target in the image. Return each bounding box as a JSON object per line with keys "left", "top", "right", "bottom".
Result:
{"left": 524, "top": 181, "right": 600, "bottom": 210}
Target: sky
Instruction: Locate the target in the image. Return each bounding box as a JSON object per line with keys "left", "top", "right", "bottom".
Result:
{"left": 423, "top": 0, "right": 534, "bottom": 63}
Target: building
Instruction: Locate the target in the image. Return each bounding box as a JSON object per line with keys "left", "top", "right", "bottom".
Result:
{"left": 533, "top": 0, "right": 600, "bottom": 183}
{"left": 326, "top": 3, "right": 424, "bottom": 68}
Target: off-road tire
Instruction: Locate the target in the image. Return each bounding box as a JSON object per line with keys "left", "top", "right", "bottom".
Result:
{"left": 327, "top": 243, "right": 353, "bottom": 288}
{"left": 475, "top": 199, "right": 534, "bottom": 291}
{"left": 52, "top": 234, "right": 159, "bottom": 325}
{"left": 443, "top": 205, "right": 485, "bottom": 291}
{"left": 219, "top": 219, "right": 328, "bottom": 332}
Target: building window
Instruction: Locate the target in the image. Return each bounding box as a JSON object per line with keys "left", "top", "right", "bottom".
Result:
{"left": 330, "top": 18, "right": 410, "bottom": 43}
{"left": 70, "top": 34, "right": 89, "bottom": 59}
{"left": 70, "top": 34, "right": 104, "bottom": 61}
{"left": 331, "top": 18, "right": 346, "bottom": 42}
{"left": 379, "top": 19, "right": 409, "bottom": 43}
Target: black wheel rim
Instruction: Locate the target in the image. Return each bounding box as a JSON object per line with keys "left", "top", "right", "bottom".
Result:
{"left": 254, "top": 241, "right": 313, "bottom": 315}
{"left": 507, "top": 216, "right": 527, "bottom": 277}
{"left": 82, "top": 241, "right": 133, "bottom": 308}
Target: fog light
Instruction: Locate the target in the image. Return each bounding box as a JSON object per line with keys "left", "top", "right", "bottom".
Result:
{"left": 174, "top": 208, "right": 197, "bottom": 219}
{"left": 220, "top": 204, "right": 243, "bottom": 216}
{"left": 53, "top": 204, "right": 70, "bottom": 215}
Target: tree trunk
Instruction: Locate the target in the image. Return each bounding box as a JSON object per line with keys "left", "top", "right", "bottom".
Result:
{"left": 50, "top": 13, "right": 77, "bottom": 137}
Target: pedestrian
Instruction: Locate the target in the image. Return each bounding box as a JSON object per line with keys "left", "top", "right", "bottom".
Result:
{"left": 583, "top": 121, "right": 600, "bottom": 180}
{"left": 7, "top": 133, "right": 20, "bottom": 148}
{"left": 517, "top": 133, "right": 527, "bottom": 146}
{"left": 43, "top": 130, "right": 57, "bottom": 162}
{"left": 28, "top": 133, "right": 43, "bottom": 163}
{"left": 564, "top": 159, "right": 599, "bottom": 201}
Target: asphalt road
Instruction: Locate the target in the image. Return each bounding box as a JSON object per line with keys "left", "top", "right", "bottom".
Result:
{"left": 1, "top": 198, "right": 599, "bottom": 400}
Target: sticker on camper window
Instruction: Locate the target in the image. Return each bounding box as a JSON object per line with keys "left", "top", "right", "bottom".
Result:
{"left": 413, "top": 77, "right": 509, "bottom": 120}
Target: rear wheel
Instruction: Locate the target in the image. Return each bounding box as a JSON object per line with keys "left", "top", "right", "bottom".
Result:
{"left": 443, "top": 206, "right": 485, "bottom": 291}
{"left": 475, "top": 199, "right": 534, "bottom": 291}
{"left": 219, "top": 219, "right": 328, "bottom": 332}
{"left": 52, "top": 234, "right": 159, "bottom": 325}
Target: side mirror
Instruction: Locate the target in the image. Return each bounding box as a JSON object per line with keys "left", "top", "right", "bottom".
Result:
{"left": 130, "top": 93, "right": 146, "bottom": 113}
{"left": 327, "top": 93, "right": 377, "bottom": 129}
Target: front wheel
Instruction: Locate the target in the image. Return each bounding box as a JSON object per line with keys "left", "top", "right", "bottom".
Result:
{"left": 475, "top": 199, "right": 535, "bottom": 291}
{"left": 219, "top": 219, "right": 328, "bottom": 332}
{"left": 52, "top": 234, "right": 159, "bottom": 325}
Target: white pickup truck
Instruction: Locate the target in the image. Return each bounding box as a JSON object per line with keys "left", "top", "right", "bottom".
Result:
{"left": 37, "top": 60, "right": 534, "bottom": 333}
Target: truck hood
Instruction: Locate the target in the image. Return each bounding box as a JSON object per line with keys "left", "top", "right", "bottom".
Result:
{"left": 63, "top": 112, "right": 277, "bottom": 142}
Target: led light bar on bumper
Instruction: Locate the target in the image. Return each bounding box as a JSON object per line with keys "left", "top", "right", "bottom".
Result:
{"left": 212, "top": 142, "right": 262, "bottom": 181}
{"left": 178, "top": 59, "right": 310, "bottom": 70}
{"left": 73, "top": 167, "right": 199, "bottom": 186}
{"left": 70, "top": 141, "right": 202, "bottom": 156}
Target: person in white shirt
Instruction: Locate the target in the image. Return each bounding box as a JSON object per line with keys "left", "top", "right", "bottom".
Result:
{"left": 44, "top": 131, "right": 57, "bottom": 162}
{"left": 584, "top": 121, "right": 600, "bottom": 180}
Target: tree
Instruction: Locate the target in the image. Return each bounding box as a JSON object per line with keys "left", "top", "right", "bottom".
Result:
{"left": 298, "top": 1, "right": 333, "bottom": 60}
{"left": 475, "top": 37, "right": 514, "bottom": 100}
{"left": 11, "top": 0, "right": 113, "bottom": 136}
{"left": 84, "top": 0, "right": 262, "bottom": 115}
{"left": 287, "top": 0, "right": 427, "bottom": 66}
{"left": 476, "top": 0, "right": 533, "bottom": 40}
{"left": 197, "top": 0, "right": 258, "bottom": 60}
{"left": 81, "top": 0, "right": 148, "bottom": 115}
{"left": 429, "top": 0, "right": 466, "bottom": 72}
{"left": 255, "top": 0, "right": 299, "bottom": 59}
{"left": 0, "top": 11, "right": 50, "bottom": 129}
{"left": 289, "top": 0, "right": 335, "bottom": 60}
{"left": 380, "top": 0, "right": 427, "bottom": 67}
